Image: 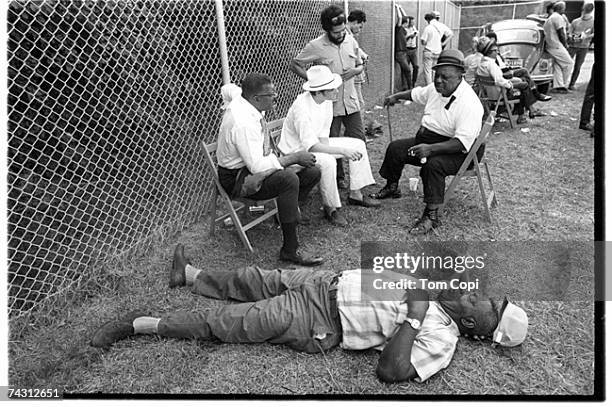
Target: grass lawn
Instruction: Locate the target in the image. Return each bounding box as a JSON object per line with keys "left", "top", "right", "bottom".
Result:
{"left": 9, "top": 66, "right": 597, "bottom": 396}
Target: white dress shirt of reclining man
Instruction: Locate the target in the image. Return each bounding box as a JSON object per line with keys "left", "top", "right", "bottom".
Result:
{"left": 371, "top": 49, "right": 483, "bottom": 235}
{"left": 215, "top": 73, "right": 323, "bottom": 267}
{"left": 278, "top": 65, "right": 381, "bottom": 227}
{"left": 91, "top": 244, "right": 529, "bottom": 384}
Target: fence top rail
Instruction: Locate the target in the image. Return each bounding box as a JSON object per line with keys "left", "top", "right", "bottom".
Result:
{"left": 462, "top": 0, "right": 542, "bottom": 9}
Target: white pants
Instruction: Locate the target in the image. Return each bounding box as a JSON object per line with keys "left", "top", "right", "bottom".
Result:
{"left": 422, "top": 50, "right": 439, "bottom": 85}
{"left": 313, "top": 137, "right": 375, "bottom": 209}
{"left": 548, "top": 46, "right": 573, "bottom": 89}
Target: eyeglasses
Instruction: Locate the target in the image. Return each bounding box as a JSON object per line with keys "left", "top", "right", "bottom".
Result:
{"left": 255, "top": 92, "right": 278, "bottom": 98}
{"left": 331, "top": 14, "right": 345, "bottom": 25}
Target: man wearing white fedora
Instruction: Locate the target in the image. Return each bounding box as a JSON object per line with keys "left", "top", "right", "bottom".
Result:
{"left": 278, "top": 65, "right": 380, "bottom": 226}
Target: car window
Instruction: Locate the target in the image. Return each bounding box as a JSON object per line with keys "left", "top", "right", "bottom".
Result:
{"left": 495, "top": 29, "right": 540, "bottom": 44}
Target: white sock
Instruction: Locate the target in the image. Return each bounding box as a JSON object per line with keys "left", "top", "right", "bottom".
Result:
{"left": 133, "top": 317, "right": 160, "bottom": 334}
{"left": 185, "top": 264, "right": 201, "bottom": 285}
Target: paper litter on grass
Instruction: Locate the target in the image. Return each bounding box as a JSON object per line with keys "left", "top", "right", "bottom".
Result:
{"left": 550, "top": 111, "right": 558, "bottom": 117}
{"left": 374, "top": 105, "right": 383, "bottom": 110}
{"left": 521, "top": 128, "right": 530, "bottom": 133}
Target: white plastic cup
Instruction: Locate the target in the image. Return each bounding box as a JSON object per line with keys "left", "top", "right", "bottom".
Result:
{"left": 409, "top": 177, "right": 419, "bottom": 192}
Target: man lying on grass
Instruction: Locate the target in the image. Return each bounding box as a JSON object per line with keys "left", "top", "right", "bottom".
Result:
{"left": 92, "top": 244, "right": 528, "bottom": 383}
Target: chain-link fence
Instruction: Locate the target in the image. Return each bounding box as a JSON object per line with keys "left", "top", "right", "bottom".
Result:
{"left": 8, "top": 0, "right": 457, "bottom": 321}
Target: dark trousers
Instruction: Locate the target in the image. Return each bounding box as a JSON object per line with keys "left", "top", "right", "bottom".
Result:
{"left": 330, "top": 111, "right": 365, "bottom": 180}
{"left": 579, "top": 66, "right": 594, "bottom": 126}
{"left": 407, "top": 48, "right": 419, "bottom": 86}
{"left": 378, "top": 127, "right": 484, "bottom": 204}
{"left": 511, "top": 81, "right": 537, "bottom": 115}
{"left": 218, "top": 166, "right": 320, "bottom": 224}
{"left": 569, "top": 47, "right": 589, "bottom": 87}
{"left": 157, "top": 266, "right": 342, "bottom": 354}
{"left": 395, "top": 51, "right": 413, "bottom": 90}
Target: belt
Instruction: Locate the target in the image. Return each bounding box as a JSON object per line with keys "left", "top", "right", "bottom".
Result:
{"left": 407, "top": 47, "right": 417, "bottom": 50}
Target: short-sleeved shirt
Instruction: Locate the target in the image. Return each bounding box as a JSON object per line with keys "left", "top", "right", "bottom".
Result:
{"left": 543, "top": 12, "right": 566, "bottom": 49}
{"left": 217, "top": 97, "right": 282, "bottom": 173}
{"left": 410, "top": 80, "right": 484, "bottom": 151}
{"left": 406, "top": 25, "right": 419, "bottom": 48}
{"left": 293, "top": 34, "right": 363, "bottom": 117}
{"left": 569, "top": 15, "right": 594, "bottom": 48}
{"left": 278, "top": 92, "right": 332, "bottom": 154}
{"left": 421, "top": 23, "right": 442, "bottom": 54}
{"left": 336, "top": 269, "right": 460, "bottom": 382}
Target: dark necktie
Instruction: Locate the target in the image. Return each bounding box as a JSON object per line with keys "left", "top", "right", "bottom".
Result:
{"left": 445, "top": 95, "right": 456, "bottom": 110}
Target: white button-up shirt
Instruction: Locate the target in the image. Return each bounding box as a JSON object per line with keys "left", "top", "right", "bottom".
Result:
{"left": 216, "top": 96, "right": 283, "bottom": 173}
{"left": 278, "top": 92, "right": 333, "bottom": 155}
{"left": 410, "top": 80, "right": 483, "bottom": 151}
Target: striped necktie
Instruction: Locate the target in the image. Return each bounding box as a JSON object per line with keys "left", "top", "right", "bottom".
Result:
{"left": 261, "top": 117, "right": 271, "bottom": 156}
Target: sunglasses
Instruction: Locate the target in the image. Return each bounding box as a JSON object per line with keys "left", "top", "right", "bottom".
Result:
{"left": 331, "top": 14, "right": 345, "bottom": 25}
{"left": 255, "top": 92, "right": 278, "bottom": 98}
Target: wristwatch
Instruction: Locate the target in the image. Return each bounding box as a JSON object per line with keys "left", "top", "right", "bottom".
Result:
{"left": 405, "top": 317, "right": 421, "bottom": 330}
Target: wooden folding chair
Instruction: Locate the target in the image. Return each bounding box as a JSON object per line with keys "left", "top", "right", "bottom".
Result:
{"left": 202, "top": 140, "right": 279, "bottom": 253}
{"left": 441, "top": 112, "right": 498, "bottom": 222}
{"left": 476, "top": 75, "right": 520, "bottom": 129}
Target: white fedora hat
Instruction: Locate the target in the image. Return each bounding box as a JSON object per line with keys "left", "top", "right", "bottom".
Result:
{"left": 302, "top": 65, "right": 342, "bottom": 92}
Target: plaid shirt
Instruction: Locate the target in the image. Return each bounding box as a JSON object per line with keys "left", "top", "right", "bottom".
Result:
{"left": 336, "top": 269, "right": 460, "bottom": 382}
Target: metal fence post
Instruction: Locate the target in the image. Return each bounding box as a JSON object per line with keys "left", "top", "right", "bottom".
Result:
{"left": 344, "top": 0, "right": 349, "bottom": 20}
{"left": 215, "top": 0, "right": 231, "bottom": 84}
{"left": 390, "top": 0, "right": 396, "bottom": 94}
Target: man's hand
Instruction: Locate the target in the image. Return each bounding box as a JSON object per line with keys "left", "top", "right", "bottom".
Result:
{"left": 408, "top": 144, "right": 434, "bottom": 159}
{"left": 341, "top": 67, "right": 359, "bottom": 81}
{"left": 384, "top": 94, "right": 400, "bottom": 106}
{"left": 295, "top": 151, "right": 317, "bottom": 167}
{"left": 342, "top": 148, "right": 362, "bottom": 161}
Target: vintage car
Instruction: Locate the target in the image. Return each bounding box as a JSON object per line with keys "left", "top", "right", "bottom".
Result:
{"left": 477, "top": 18, "right": 554, "bottom": 93}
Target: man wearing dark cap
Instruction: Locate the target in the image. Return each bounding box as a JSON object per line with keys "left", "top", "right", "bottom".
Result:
{"left": 371, "top": 49, "right": 484, "bottom": 235}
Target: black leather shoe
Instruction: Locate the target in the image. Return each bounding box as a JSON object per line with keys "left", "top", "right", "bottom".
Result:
{"left": 409, "top": 208, "right": 441, "bottom": 235}
{"left": 91, "top": 311, "right": 147, "bottom": 349}
{"left": 529, "top": 109, "right": 546, "bottom": 119}
{"left": 348, "top": 196, "right": 382, "bottom": 208}
{"left": 550, "top": 87, "right": 568, "bottom": 94}
{"left": 537, "top": 93, "right": 552, "bottom": 102}
{"left": 279, "top": 249, "right": 324, "bottom": 266}
{"left": 579, "top": 123, "right": 594, "bottom": 132}
{"left": 369, "top": 183, "right": 401, "bottom": 200}
{"left": 169, "top": 244, "right": 188, "bottom": 288}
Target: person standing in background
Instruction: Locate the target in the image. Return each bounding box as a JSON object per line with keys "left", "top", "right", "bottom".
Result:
{"left": 395, "top": 16, "right": 413, "bottom": 91}
{"left": 567, "top": 2, "right": 594, "bottom": 90}
{"left": 405, "top": 16, "right": 420, "bottom": 88}
{"left": 420, "top": 13, "right": 442, "bottom": 85}
{"left": 290, "top": 5, "right": 365, "bottom": 189}
{"left": 432, "top": 10, "right": 453, "bottom": 50}
{"left": 543, "top": 1, "right": 573, "bottom": 93}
